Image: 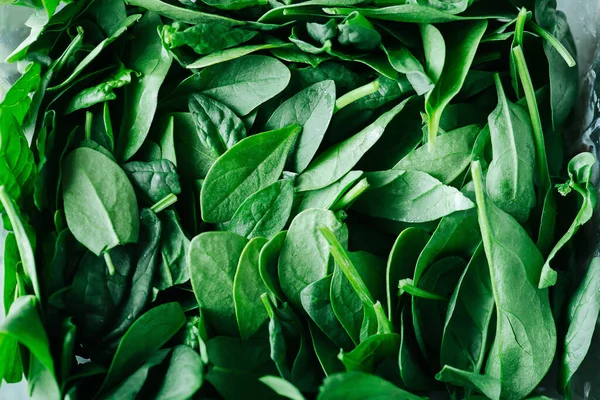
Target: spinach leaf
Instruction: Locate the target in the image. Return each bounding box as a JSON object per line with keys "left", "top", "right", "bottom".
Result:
{"left": 296, "top": 171, "right": 363, "bottom": 214}
{"left": 558, "top": 257, "right": 600, "bottom": 391}
{"left": 279, "top": 209, "right": 348, "bottom": 308}
{"left": 179, "top": 55, "right": 291, "bottom": 116}
{"left": 259, "top": 231, "right": 288, "bottom": 302}
{"left": 353, "top": 170, "right": 474, "bottom": 223}
{"left": 188, "top": 93, "right": 247, "bottom": 157}
{"left": 296, "top": 98, "right": 413, "bottom": 192}
{"left": 62, "top": 147, "right": 139, "bottom": 257}
{"left": 123, "top": 160, "right": 181, "bottom": 204}
{"left": 155, "top": 210, "right": 190, "bottom": 290}
{"left": 266, "top": 80, "right": 336, "bottom": 173}
{"left": 436, "top": 366, "right": 501, "bottom": 399}
{"left": 154, "top": 345, "right": 204, "bottom": 400}
{"left": 117, "top": 12, "right": 173, "bottom": 161}
{"left": 394, "top": 125, "right": 480, "bottom": 184}
{"left": 486, "top": 74, "right": 536, "bottom": 222}
{"left": 383, "top": 44, "right": 434, "bottom": 95}
{"left": 164, "top": 22, "right": 257, "bottom": 55}
{"left": 386, "top": 228, "right": 430, "bottom": 324}
{"left": 259, "top": 376, "right": 305, "bottom": 400}
{"left": 307, "top": 321, "right": 345, "bottom": 376}
{"left": 100, "top": 302, "right": 186, "bottom": 393}
{"left": 187, "top": 43, "right": 292, "bottom": 69}
{"left": 338, "top": 11, "right": 382, "bottom": 51}
{"left": 227, "top": 179, "right": 295, "bottom": 240}
{"left": 302, "top": 275, "right": 355, "bottom": 350}
{"left": 472, "top": 161, "right": 556, "bottom": 399}
{"left": 201, "top": 124, "right": 300, "bottom": 223}
{"left": 318, "top": 371, "right": 424, "bottom": 400}
{"left": 339, "top": 333, "right": 400, "bottom": 373}
{"left": 539, "top": 153, "right": 597, "bottom": 288}
{"left": 172, "top": 112, "right": 218, "bottom": 180}
{"left": 234, "top": 237, "right": 270, "bottom": 339}
{"left": 440, "top": 245, "right": 494, "bottom": 374}
{"left": 425, "top": 21, "right": 487, "bottom": 147}
{"left": 399, "top": 304, "right": 435, "bottom": 391}
{"left": 189, "top": 231, "right": 248, "bottom": 336}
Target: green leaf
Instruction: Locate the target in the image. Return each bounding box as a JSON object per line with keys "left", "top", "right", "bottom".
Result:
{"left": 279, "top": 209, "right": 348, "bottom": 308}
{"left": 165, "top": 22, "right": 257, "bottom": 54}
{"left": 187, "top": 43, "right": 291, "bottom": 69}
{"left": 558, "top": 257, "right": 600, "bottom": 391}
{"left": 180, "top": 55, "right": 291, "bottom": 116}
{"left": 189, "top": 232, "right": 248, "bottom": 336}
{"left": 317, "top": 371, "right": 424, "bottom": 400}
{"left": 227, "top": 179, "right": 295, "bottom": 240}
{"left": 234, "top": 237, "right": 270, "bottom": 339}
{"left": 117, "top": 12, "right": 173, "bottom": 161}
{"left": 296, "top": 171, "right": 364, "bottom": 215}
{"left": 486, "top": 74, "right": 536, "bottom": 222}
{"left": 296, "top": 97, "right": 413, "bottom": 192}
{"left": 259, "top": 231, "right": 288, "bottom": 302}
{"left": 0, "top": 62, "right": 41, "bottom": 124}
{"left": 260, "top": 376, "right": 305, "bottom": 400}
{"left": 100, "top": 302, "right": 186, "bottom": 393}
{"left": 339, "top": 333, "right": 399, "bottom": 373}
{"left": 62, "top": 147, "right": 139, "bottom": 256}
{"left": 471, "top": 161, "right": 555, "bottom": 399}
{"left": 123, "top": 160, "right": 181, "bottom": 204}
{"left": 425, "top": 21, "right": 487, "bottom": 147}
{"left": 383, "top": 44, "right": 434, "bottom": 95}
{"left": 440, "top": 245, "right": 494, "bottom": 374}
{"left": 266, "top": 80, "right": 336, "bottom": 173}
{"left": 394, "top": 125, "right": 480, "bottom": 184}
{"left": 155, "top": 210, "right": 190, "bottom": 290}
{"left": 201, "top": 124, "right": 300, "bottom": 223}
{"left": 436, "top": 366, "right": 501, "bottom": 400}
{"left": 171, "top": 112, "right": 218, "bottom": 180}
{"left": 188, "top": 93, "right": 247, "bottom": 157}
{"left": 354, "top": 170, "right": 474, "bottom": 223}
{"left": 539, "top": 152, "right": 597, "bottom": 288}
{"left": 337, "top": 11, "right": 382, "bottom": 51}
{"left": 154, "top": 345, "right": 204, "bottom": 400}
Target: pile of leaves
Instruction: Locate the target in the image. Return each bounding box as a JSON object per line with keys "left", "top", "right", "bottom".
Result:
{"left": 1, "top": 0, "right": 599, "bottom": 398}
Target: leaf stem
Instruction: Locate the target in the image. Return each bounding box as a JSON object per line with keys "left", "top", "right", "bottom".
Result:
{"left": 512, "top": 45, "right": 551, "bottom": 194}
{"left": 85, "top": 111, "right": 93, "bottom": 141}
{"left": 334, "top": 79, "right": 380, "bottom": 113}
{"left": 331, "top": 178, "right": 370, "bottom": 212}
{"left": 150, "top": 193, "right": 178, "bottom": 214}
{"left": 374, "top": 301, "right": 393, "bottom": 334}
{"left": 104, "top": 252, "right": 116, "bottom": 276}
{"left": 398, "top": 278, "right": 447, "bottom": 301}
{"left": 260, "top": 293, "right": 275, "bottom": 319}
{"left": 528, "top": 21, "right": 576, "bottom": 67}
{"left": 514, "top": 7, "right": 529, "bottom": 47}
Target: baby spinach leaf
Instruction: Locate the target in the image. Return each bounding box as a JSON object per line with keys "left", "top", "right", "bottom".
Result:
{"left": 259, "top": 231, "right": 288, "bottom": 302}
{"left": 539, "top": 152, "right": 597, "bottom": 288}
{"left": 100, "top": 302, "right": 186, "bottom": 394}
{"left": 279, "top": 209, "right": 348, "bottom": 308}
{"left": 394, "top": 125, "right": 480, "bottom": 184}
{"left": 324, "top": 5, "right": 506, "bottom": 23}
{"left": 189, "top": 231, "right": 248, "bottom": 336}
{"left": 436, "top": 366, "right": 501, "bottom": 400}
{"left": 180, "top": 55, "right": 291, "bottom": 116}
{"left": 106, "top": 209, "right": 162, "bottom": 340}
{"left": 354, "top": 170, "right": 474, "bottom": 223}
{"left": 154, "top": 345, "right": 204, "bottom": 400}
{"left": 201, "top": 124, "right": 300, "bottom": 223}
{"left": 296, "top": 171, "right": 363, "bottom": 214}
{"left": 259, "top": 375, "right": 305, "bottom": 400}
{"left": 155, "top": 210, "right": 190, "bottom": 290}
{"left": 386, "top": 228, "right": 430, "bottom": 324}
{"left": 266, "top": 80, "right": 336, "bottom": 173}
{"left": 301, "top": 275, "right": 354, "bottom": 350}
{"left": 296, "top": 98, "right": 413, "bottom": 192}
{"left": 331, "top": 251, "right": 386, "bottom": 345}
{"left": 425, "top": 21, "right": 487, "bottom": 147}
{"left": 338, "top": 11, "right": 382, "bottom": 51}
{"left": 558, "top": 257, "right": 600, "bottom": 391}
{"left": 227, "top": 179, "right": 295, "bottom": 240}
{"left": 234, "top": 237, "right": 270, "bottom": 339}
{"left": 164, "top": 22, "right": 257, "bottom": 55}
{"left": 399, "top": 304, "right": 436, "bottom": 391}
{"left": 0, "top": 62, "right": 41, "bottom": 124}
{"left": 440, "top": 245, "right": 494, "bottom": 374}
{"left": 48, "top": 14, "right": 142, "bottom": 92}
{"left": 123, "top": 160, "right": 181, "bottom": 204}
{"left": 188, "top": 43, "right": 291, "bottom": 69}
{"left": 318, "top": 371, "right": 424, "bottom": 400}
{"left": 0, "top": 187, "right": 39, "bottom": 298}
{"left": 472, "top": 161, "right": 556, "bottom": 400}
{"left": 486, "top": 74, "right": 536, "bottom": 222}
{"left": 117, "top": 12, "right": 173, "bottom": 161}
{"left": 188, "top": 93, "right": 247, "bottom": 157}
{"left": 62, "top": 147, "right": 139, "bottom": 256}
{"left": 172, "top": 112, "right": 218, "bottom": 180}
{"left": 307, "top": 320, "right": 345, "bottom": 376}
{"left": 383, "top": 44, "right": 434, "bottom": 95}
